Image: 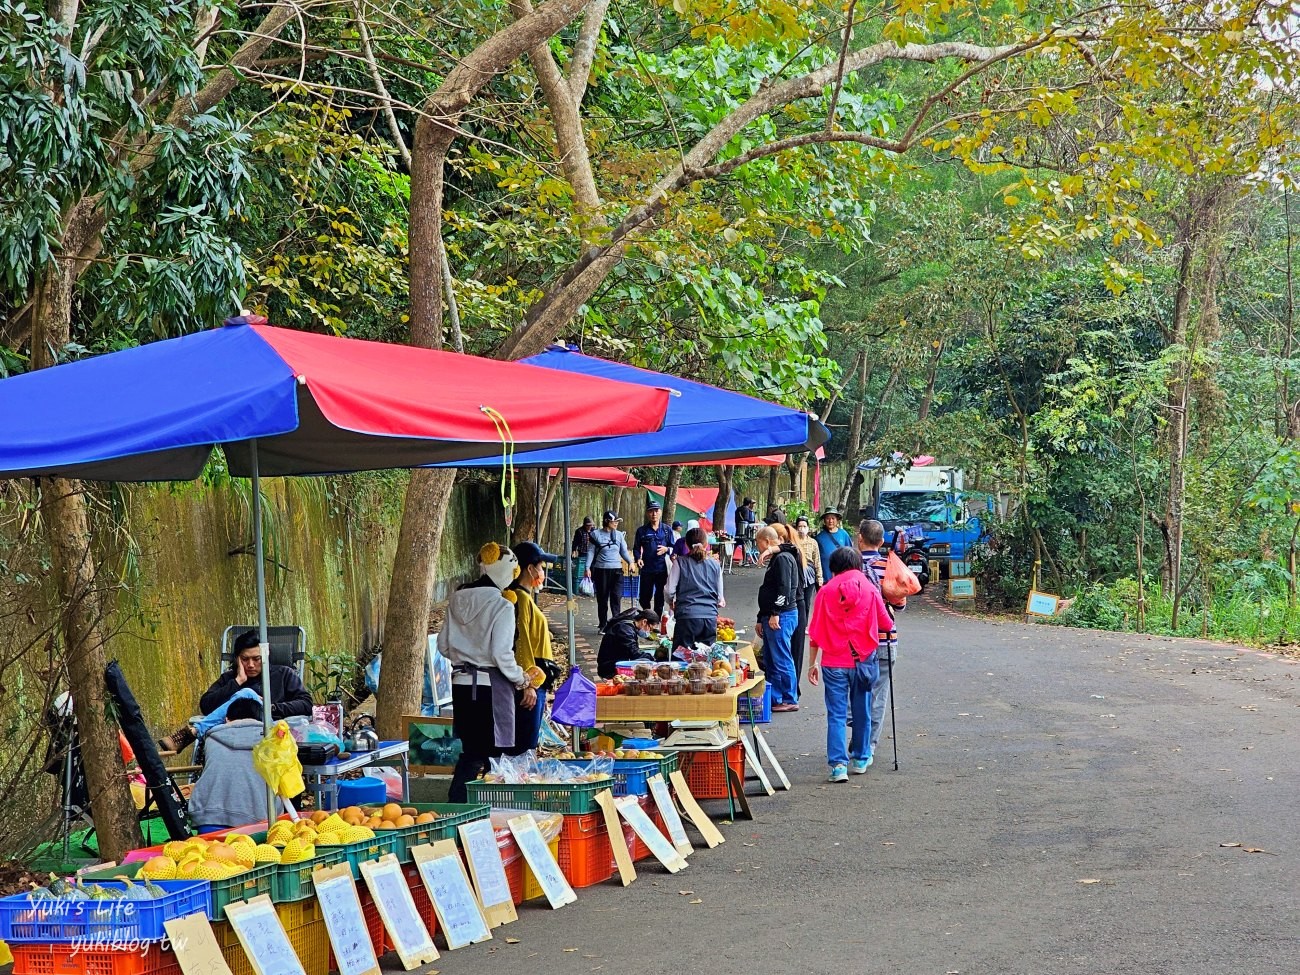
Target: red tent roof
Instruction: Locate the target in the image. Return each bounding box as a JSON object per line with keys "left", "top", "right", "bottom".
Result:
{"left": 548, "top": 466, "right": 639, "bottom": 487}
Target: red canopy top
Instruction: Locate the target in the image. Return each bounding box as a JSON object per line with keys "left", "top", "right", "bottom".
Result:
{"left": 548, "top": 466, "right": 640, "bottom": 487}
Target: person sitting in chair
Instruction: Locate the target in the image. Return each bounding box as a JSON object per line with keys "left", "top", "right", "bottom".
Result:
{"left": 200, "top": 630, "right": 313, "bottom": 720}
{"left": 187, "top": 698, "right": 269, "bottom": 832}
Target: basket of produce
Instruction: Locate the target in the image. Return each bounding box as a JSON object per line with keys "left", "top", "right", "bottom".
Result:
{"left": 125, "top": 834, "right": 276, "bottom": 917}
{"left": 0, "top": 878, "right": 210, "bottom": 944}
{"left": 466, "top": 752, "right": 615, "bottom": 814}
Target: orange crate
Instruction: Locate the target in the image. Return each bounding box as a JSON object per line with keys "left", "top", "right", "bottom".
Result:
{"left": 399, "top": 862, "right": 439, "bottom": 943}
{"left": 328, "top": 886, "right": 388, "bottom": 969}
{"left": 557, "top": 812, "right": 615, "bottom": 888}
{"left": 10, "top": 944, "right": 180, "bottom": 975}
{"left": 682, "top": 743, "right": 744, "bottom": 799}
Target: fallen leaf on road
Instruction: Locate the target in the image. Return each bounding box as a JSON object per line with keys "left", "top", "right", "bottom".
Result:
{"left": 1243, "top": 847, "right": 1273, "bottom": 854}
{"left": 881, "top": 842, "right": 895, "bottom": 846}
{"left": 1077, "top": 879, "right": 1101, "bottom": 884}
{"left": 564, "top": 948, "right": 578, "bottom": 952}
{"left": 689, "top": 899, "right": 702, "bottom": 904}
{"left": 1220, "top": 842, "right": 1242, "bottom": 848}
{"left": 743, "top": 842, "right": 755, "bottom": 847}
{"left": 505, "top": 937, "right": 520, "bottom": 944}
{"left": 678, "top": 890, "right": 694, "bottom": 896}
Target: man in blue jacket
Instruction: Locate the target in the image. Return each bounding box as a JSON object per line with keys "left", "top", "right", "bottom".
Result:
{"left": 633, "top": 500, "right": 674, "bottom": 618}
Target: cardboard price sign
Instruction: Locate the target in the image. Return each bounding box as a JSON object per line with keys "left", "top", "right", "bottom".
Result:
{"left": 507, "top": 814, "right": 576, "bottom": 909}
{"left": 359, "top": 855, "right": 439, "bottom": 970}
{"left": 647, "top": 774, "right": 692, "bottom": 857}
{"left": 164, "top": 913, "right": 233, "bottom": 975}
{"left": 411, "top": 841, "right": 492, "bottom": 950}
{"left": 457, "top": 818, "right": 517, "bottom": 928}
{"left": 222, "top": 896, "right": 305, "bottom": 975}
{"left": 312, "top": 863, "right": 380, "bottom": 975}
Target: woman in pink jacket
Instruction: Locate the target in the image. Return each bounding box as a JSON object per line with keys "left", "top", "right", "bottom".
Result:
{"left": 807, "top": 546, "right": 896, "bottom": 782}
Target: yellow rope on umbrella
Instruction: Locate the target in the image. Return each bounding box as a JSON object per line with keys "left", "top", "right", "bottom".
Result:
{"left": 481, "top": 405, "right": 516, "bottom": 532}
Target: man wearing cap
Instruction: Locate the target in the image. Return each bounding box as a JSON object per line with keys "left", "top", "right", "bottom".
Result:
{"left": 505, "top": 541, "right": 561, "bottom": 754}
{"left": 633, "top": 500, "right": 674, "bottom": 618}
{"left": 570, "top": 516, "right": 595, "bottom": 576}
{"left": 814, "top": 507, "right": 852, "bottom": 574}
{"left": 585, "top": 511, "right": 632, "bottom": 632}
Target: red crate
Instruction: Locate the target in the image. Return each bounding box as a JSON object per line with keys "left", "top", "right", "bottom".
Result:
{"left": 556, "top": 812, "right": 615, "bottom": 888}
{"left": 681, "top": 742, "right": 745, "bottom": 800}
{"left": 9, "top": 944, "right": 180, "bottom": 975}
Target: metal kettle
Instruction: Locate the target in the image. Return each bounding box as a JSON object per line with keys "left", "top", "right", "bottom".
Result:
{"left": 347, "top": 714, "right": 379, "bottom": 753}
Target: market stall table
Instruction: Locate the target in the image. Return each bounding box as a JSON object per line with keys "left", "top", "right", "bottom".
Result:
{"left": 595, "top": 674, "right": 764, "bottom": 722}
{"left": 300, "top": 739, "right": 410, "bottom": 810}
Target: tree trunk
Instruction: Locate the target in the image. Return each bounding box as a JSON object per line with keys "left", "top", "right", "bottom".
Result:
{"left": 712, "top": 466, "right": 734, "bottom": 533}
{"left": 374, "top": 468, "right": 456, "bottom": 739}
{"left": 840, "top": 361, "right": 901, "bottom": 513}
{"left": 537, "top": 472, "right": 564, "bottom": 549}
{"left": 31, "top": 247, "right": 142, "bottom": 860}
{"left": 511, "top": 468, "right": 541, "bottom": 543}
{"left": 765, "top": 467, "right": 780, "bottom": 517}
{"left": 662, "top": 466, "right": 682, "bottom": 527}
{"left": 913, "top": 340, "right": 944, "bottom": 453}
{"left": 1164, "top": 238, "right": 1195, "bottom": 614}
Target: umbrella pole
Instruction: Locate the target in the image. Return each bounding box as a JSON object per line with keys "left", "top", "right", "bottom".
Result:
{"left": 561, "top": 465, "right": 580, "bottom": 753}
{"left": 250, "top": 442, "right": 277, "bottom": 823}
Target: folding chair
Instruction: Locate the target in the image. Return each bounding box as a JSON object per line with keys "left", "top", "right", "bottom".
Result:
{"left": 220, "top": 625, "right": 308, "bottom": 677}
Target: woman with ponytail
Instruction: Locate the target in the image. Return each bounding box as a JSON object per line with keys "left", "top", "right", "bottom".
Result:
{"left": 666, "top": 527, "right": 725, "bottom": 655}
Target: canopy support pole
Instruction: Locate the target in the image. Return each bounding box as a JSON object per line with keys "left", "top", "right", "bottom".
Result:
{"left": 561, "top": 465, "right": 581, "bottom": 753}
{"left": 250, "top": 441, "right": 277, "bottom": 824}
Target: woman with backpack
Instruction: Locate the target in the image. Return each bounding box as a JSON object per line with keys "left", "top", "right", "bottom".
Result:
{"left": 584, "top": 510, "right": 632, "bottom": 632}
{"left": 667, "top": 527, "right": 726, "bottom": 654}
{"left": 807, "top": 546, "right": 896, "bottom": 782}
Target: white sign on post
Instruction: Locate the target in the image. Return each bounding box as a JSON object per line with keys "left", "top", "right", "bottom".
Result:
{"left": 614, "top": 795, "right": 688, "bottom": 873}
{"left": 312, "top": 864, "right": 380, "bottom": 975}
{"left": 507, "top": 814, "right": 576, "bottom": 909}
{"left": 411, "top": 841, "right": 492, "bottom": 950}
{"left": 647, "top": 774, "right": 693, "bottom": 857}
{"left": 222, "top": 896, "right": 306, "bottom": 975}
{"left": 359, "top": 855, "right": 439, "bottom": 970}
{"left": 457, "top": 819, "right": 517, "bottom": 927}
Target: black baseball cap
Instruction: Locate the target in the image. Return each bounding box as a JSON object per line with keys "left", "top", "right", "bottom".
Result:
{"left": 512, "top": 541, "right": 560, "bottom": 568}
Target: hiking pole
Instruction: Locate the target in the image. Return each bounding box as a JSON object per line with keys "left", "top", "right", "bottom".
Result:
{"left": 887, "top": 645, "right": 899, "bottom": 770}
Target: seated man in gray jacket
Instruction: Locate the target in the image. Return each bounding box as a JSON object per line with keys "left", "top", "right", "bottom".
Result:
{"left": 187, "top": 698, "right": 268, "bottom": 832}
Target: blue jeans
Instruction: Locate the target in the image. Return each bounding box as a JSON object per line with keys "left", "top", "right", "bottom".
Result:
{"left": 823, "top": 656, "right": 877, "bottom": 767}
{"left": 762, "top": 609, "right": 800, "bottom": 704}
{"left": 870, "top": 642, "right": 895, "bottom": 752}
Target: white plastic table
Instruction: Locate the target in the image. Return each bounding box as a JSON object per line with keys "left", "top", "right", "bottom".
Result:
{"left": 299, "top": 739, "right": 410, "bottom": 810}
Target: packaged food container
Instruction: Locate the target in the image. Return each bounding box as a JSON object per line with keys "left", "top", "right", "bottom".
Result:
{"left": 524, "top": 665, "right": 546, "bottom": 688}
{"left": 689, "top": 678, "right": 708, "bottom": 695}
{"left": 665, "top": 678, "right": 686, "bottom": 695}
{"left": 643, "top": 678, "right": 664, "bottom": 696}
{"left": 624, "top": 680, "right": 644, "bottom": 696}
{"left": 708, "top": 677, "right": 729, "bottom": 694}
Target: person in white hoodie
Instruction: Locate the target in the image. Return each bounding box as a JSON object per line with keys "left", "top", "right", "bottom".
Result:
{"left": 443, "top": 542, "right": 538, "bottom": 802}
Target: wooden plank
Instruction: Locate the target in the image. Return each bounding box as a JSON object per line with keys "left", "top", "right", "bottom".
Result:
{"left": 596, "top": 675, "right": 764, "bottom": 722}
{"left": 744, "top": 741, "right": 775, "bottom": 796}
{"left": 753, "top": 729, "right": 791, "bottom": 791}
{"left": 667, "top": 771, "right": 724, "bottom": 848}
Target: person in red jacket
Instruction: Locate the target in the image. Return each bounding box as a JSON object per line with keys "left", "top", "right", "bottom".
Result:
{"left": 806, "top": 546, "right": 895, "bottom": 783}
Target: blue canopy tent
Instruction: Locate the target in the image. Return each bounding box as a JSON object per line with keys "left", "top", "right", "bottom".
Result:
{"left": 0, "top": 319, "right": 671, "bottom": 824}
{"left": 440, "top": 346, "right": 831, "bottom": 667}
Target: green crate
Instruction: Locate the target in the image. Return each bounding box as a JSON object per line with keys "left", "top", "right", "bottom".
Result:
{"left": 327, "top": 830, "right": 401, "bottom": 879}
{"left": 270, "top": 847, "right": 349, "bottom": 902}
{"left": 246, "top": 830, "right": 349, "bottom": 902}
{"left": 389, "top": 803, "right": 490, "bottom": 862}
{"left": 208, "top": 862, "right": 275, "bottom": 917}
{"left": 657, "top": 752, "right": 680, "bottom": 779}
{"left": 465, "top": 779, "right": 608, "bottom": 815}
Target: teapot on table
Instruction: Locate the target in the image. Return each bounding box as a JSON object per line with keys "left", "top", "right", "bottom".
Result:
{"left": 346, "top": 713, "right": 379, "bottom": 753}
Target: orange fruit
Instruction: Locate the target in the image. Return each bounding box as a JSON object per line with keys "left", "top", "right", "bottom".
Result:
{"left": 381, "top": 802, "right": 402, "bottom": 822}
{"left": 309, "top": 810, "right": 328, "bottom": 825}
{"left": 366, "top": 817, "right": 383, "bottom": 829}
{"left": 415, "top": 812, "right": 437, "bottom": 825}
{"left": 375, "top": 821, "right": 398, "bottom": 830}
{"left": 395, "top": 814, "right": 415, "bottom": 828}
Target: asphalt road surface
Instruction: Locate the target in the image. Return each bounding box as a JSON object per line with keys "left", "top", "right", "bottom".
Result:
{"left": 406, "top": 567, "right": 1299, "bottom": 975}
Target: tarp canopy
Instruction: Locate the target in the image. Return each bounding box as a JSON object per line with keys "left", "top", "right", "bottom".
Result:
{"left": 442, "top": 346, "right": 829, "bottom": 468}
{"left": 0, "top": 321, "right": 672, "bottom": 481}
{"left": 645, "top": 485, "right": 735, "bottom": 533}
{"left": 860, "top": 453, "right": 934, "bottom": 470}
{"left": 681, "top": 445, "right": 826, "bottom": 467}
{"left": 548, "top": 466, "right": 639, "bottom": 487}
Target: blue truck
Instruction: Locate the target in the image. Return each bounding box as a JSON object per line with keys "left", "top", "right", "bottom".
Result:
{"left": 860, "top": 463, "right": 985, "bottom": 587}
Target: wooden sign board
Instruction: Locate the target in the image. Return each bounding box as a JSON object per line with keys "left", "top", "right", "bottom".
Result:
{"left": 668, "top": 770, "right": 725, "bottom": 848}
{"left": 593, "top": 788, "right": 636, "bottom": 886}
{"left": 311, "top": 863, "right": 380, "bottom": 975}
{"left": 222, "top": 896, "right": 305, "bottom": 975}
{"left": 947, "top": 577, "right": 976, "bottom": 601}
{"left": 614, "top": 795, "right": 687, "bottom": 873}
{"left": 1025, "top": 590, "right": 1061, "bottom": 617}
{"left": 647, "top": 774, "right": 692, "bottom": 858}
{"left": 457, "top": 818, "right": 517, "bottom": 927}
{"left": 411, "top": 840, "right": 492, "bottom": 950}
{"left": 165, "top": 912, "right": 234, "bottom": 975}
{"left": 359, "top": 855, "right": 439, "bottom": 970}
{"left": 507, "top": 814, "right": 576, "bottom": 909}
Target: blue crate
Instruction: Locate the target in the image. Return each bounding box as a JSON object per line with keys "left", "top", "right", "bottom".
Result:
{"left": 560, "top": 759, "right": 660, "bottom": 797}
{"left": 737, "top": 683, "right": 772, "bottom": 724}
{"left": 620, "top": 574, "right": 640, "bottom": 599}
{"left": 0, "top": 880, "right": 211, "bottom": 944}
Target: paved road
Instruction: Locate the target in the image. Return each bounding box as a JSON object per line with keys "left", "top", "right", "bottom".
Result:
{"left": 412, "top": 568, "right": 1300, "bottom": 975}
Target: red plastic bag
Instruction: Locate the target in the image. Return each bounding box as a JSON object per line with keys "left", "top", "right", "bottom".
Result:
{"left": 881, "top": 550, "right": 922, "bottom": 607}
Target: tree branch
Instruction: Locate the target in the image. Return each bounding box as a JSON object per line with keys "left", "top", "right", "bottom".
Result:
{"left": 567, "top": 0, "right": 611, "bottom": 105}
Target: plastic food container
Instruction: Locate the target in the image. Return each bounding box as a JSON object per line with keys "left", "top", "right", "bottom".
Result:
{"left": 642, "top": 678, "right": 664, "bottom": 696}
{"left": 665, "top": 678, "right": 686, "bottom": 695}
{"left": 624, "top": 680, "right": 644, "bottom": 696}
{"left": 689, "top": 678, "right": 708, "bottom": 695}
{"left": 708, "top": 677, "right": 729, "bottom": 694}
